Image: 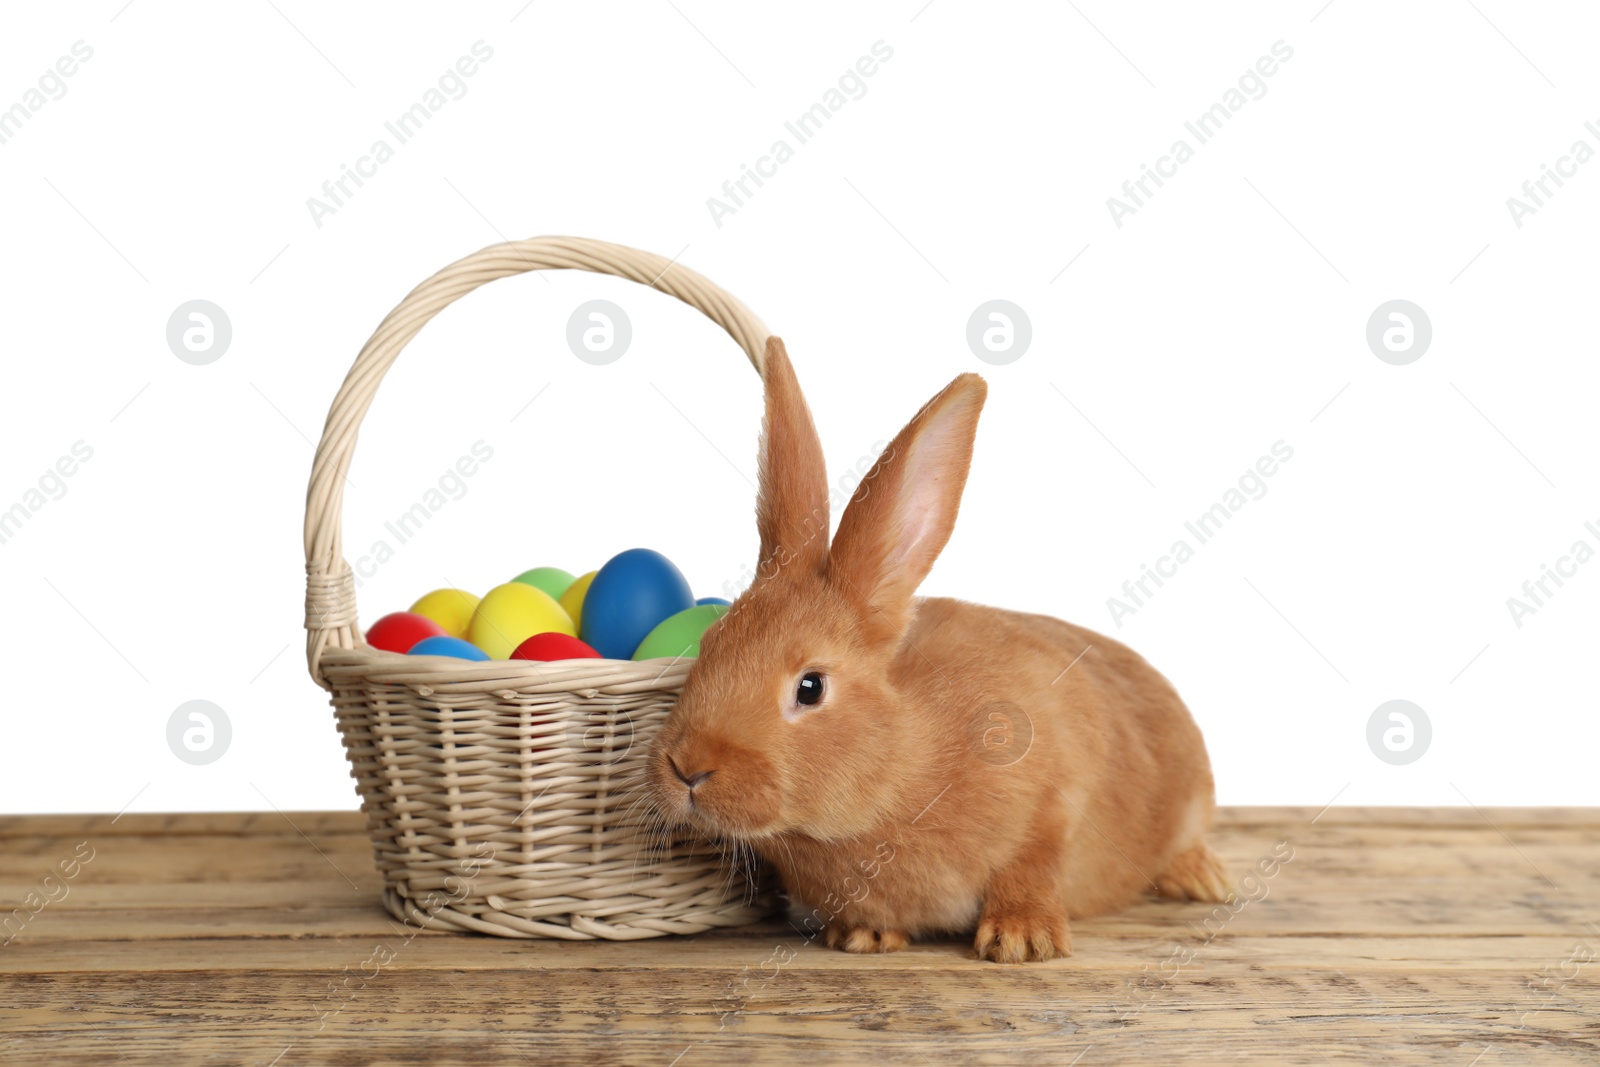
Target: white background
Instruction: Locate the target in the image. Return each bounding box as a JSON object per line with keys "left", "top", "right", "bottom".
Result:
{"left": 1, "top": 1, "right": 1595, "bottom": 814}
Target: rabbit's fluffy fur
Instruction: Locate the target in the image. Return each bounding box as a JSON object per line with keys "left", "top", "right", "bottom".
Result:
{"left": 650, "top": 338, "right": 1226, "bottom": 962}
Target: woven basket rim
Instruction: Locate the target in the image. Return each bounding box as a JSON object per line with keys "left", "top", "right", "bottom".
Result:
{"left": 322, "top": 644, "right": 700, "bottom": 672}
{"left": 319, "top": 645, "right": 696, "bottom": 693}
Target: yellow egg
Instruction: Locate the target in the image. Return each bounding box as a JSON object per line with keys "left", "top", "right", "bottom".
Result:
{"left": 467, "top": 582, "right": 575, "bottom": 659}
{"left": 559, "top": 570, "right": 598, "bottom": 633}
{"left": 409, "top": 588, "right": 481, "bottom": 638}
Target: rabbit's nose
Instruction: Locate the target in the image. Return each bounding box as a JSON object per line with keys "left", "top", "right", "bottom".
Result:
{"left": 668, "top": 756, "right": 716, "bottom": 789}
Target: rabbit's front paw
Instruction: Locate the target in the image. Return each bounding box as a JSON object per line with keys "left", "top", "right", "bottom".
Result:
{"left": 823, "top": 923, "right": 910, "bottom": 954}
{"left": 973, "top": 906, "right": 1072, "bottom": 963}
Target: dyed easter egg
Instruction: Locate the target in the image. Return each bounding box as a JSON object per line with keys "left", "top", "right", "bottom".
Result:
{"left": 631, "top": 603, "right": 729, "bottom": 661}
{"left": 408, "top": 589, "right": 481, "bottom": 638}
{"left": 511, "top": 632, "right": 602, "bottom": 662}
{"left": 407, "top": 635, "right": 490, "bottom": 661}
{"left": 695, "top": 597, "right": 732, "bottom": 608}
{"left": 580, "top": 549, "right": 694, "bottom": 660}
{"left": 559, "top": 570, "right": 598, "bottom": 632}
{"left": 366, "top": 612, "right": 446, "bottom": 654}
{"left": 512, "top": 567, "right": 577, "bottom": 601}
{"left": 467, "top": 581, "right": 575, "bottom": 659}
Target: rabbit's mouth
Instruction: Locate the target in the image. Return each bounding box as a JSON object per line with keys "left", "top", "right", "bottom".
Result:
{"left": 647, "top": 738, "right": 784, "bottom": 839}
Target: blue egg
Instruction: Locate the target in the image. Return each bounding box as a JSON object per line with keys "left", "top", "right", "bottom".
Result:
{"left": 695, "top": 596, "right": 732, "bottom": 607}
{"left": 581, "top": 548, "right": 695, "bottom": 660}
{"left": 407, "top": 635, "right": 490, "bottom": 661}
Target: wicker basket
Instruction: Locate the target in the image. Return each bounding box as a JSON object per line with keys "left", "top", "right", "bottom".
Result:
{"left": 303, "top": 236, "right": 773, "bottom": 939}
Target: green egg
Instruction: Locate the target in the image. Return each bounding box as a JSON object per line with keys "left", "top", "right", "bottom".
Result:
{"left": 631, "top": 604, "right": 729, "bottom": 661}
{"left": 512, "top": 566, "right": 577, "bottom": 601}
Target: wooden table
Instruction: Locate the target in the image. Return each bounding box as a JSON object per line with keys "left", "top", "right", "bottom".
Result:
{"left": 1, "top": 808, "right": 1595, "bottom": 1065}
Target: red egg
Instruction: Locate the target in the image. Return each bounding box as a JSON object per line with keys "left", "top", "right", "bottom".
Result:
{"left": 511, "top": 632, "right": 603, "bottom": 662}
{"left": 366, "top": 611, "right": 447, "bottom": 654}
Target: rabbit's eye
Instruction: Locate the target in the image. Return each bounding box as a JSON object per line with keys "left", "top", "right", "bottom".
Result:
{"left": 795, "top": 672, "right": 825, "bottom": 707}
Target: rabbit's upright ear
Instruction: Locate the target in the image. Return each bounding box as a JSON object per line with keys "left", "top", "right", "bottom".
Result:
{"left": 829, "top": 373, "right": 987, "bottom": 641}
{"left": 756, "top": 337, "right": 831, "bottom": 577}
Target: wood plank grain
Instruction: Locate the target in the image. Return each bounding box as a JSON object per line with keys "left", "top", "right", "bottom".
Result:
{"left": 3, "top": 806, "right": 1593, "bottom": 839}
{"left": 2, "top": 970, "right": 1596, "bottom": 1066}
{"left": 4, "top": 825, "right": 1592, "bottom": 891}
{"left": 2, "top": 931, "right": 1593, "bottom": 973}
{"left": 4, "top": 880, "right": 1597, "bottom": 943}
{"left": 2, "top": 809, "right": 1597, "bottom": 1066}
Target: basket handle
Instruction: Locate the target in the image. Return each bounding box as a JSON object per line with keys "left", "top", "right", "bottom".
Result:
{"left": 303, "top": 236, "right": 770, "bottom": 685}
